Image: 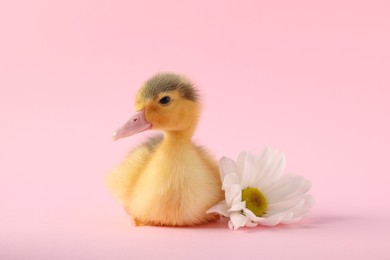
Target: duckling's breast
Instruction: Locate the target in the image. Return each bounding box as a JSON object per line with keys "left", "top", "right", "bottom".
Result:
{"left": 128, "top": 141, "right": 222, "bottom": 225}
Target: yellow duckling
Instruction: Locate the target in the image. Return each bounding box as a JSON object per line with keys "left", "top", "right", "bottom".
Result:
{"left": 106, "top": 73, "right": 224, "bottom": 226}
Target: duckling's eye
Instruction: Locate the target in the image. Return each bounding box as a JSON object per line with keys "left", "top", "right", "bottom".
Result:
{"left": 159, "top": 96, "right": 171, "bottom": 105}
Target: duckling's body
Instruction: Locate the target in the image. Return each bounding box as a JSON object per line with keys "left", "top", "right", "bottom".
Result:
{"left": 107, "top": 73, "right": 223, "bottom": 226}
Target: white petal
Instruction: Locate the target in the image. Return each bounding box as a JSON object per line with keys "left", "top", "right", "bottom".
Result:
{"left": 289, "top": 194, "right": 315, "bottom": 218}
{"left": 240, "top": 152, "right": 256, "bottom": 188}
{"left": 206, "top": 200, "right": 230, "bottom": 217}
{"left": 256, "top": 149, "right": 279, "bottom": 190}
{"left": 254, "top": 148, "right": 270, "bottom": 179}
{"left": 259, "top": 147, "right": 271, "bottom": 161}
{"left": 273, "top": 176, "right": 311, "bottom": 200}
{"left": 268, "top": 194, "right": 314, "bottom": 222}
{"left": 225, "top": 184, "right": 242, "bottom": 206}
{"left": 266, "top": 196, "right": 306, "bottom": 215}
{"left": 222, "top": 173, "right": 240, "bottom": 190}
{"left": 281, "top": 217, "right": 301, "bottom": 224}
{"left": 305, "top": 194, "right": 315, "bottom": 208}
{"left": 258, "top": 215, "right": 284, "bottom": 226}
{"left": 229, "top": 212, "right": 249, "bottom": 230}
{"left": 219, "top": 156, "right": 239, "bottom": 179}
{"left": 229, "top": 201, "right": 246, "bottom": 212}
{"left": 252, "top": 152, "right": 268, "bottom": 186}
{"left": 236, "top": 151, "right": 248, "bottom": 178}
{"left": 262, "top": 174, "right": 295, "bottom": 194}
{"left": 268, "top": 150, "right": 285, "bottom": 182}
{"left": 256, "top": 149, "right": 285, "bottom": 186}
{"left": 264, "top": 175, "right": 308, "bottom": 203}
{"left": 228, "top": 220, "right": 234, "bottom": 230}
{"left": 243, "top": 207, "right": 264, "bottom": 222}
{"left": 293, "top": 179, "right": 312, "bottom": 197}
{"left": 245, "top": 221, "right": 258, "bottom": 228}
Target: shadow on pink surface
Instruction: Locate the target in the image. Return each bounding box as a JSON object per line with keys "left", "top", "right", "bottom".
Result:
{"left": 116, "top": 211, "right": 364, "bottom": 232}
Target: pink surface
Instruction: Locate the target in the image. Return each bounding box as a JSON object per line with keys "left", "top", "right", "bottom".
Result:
{"left": 1, "top": 0, "right": 389, "bottom": 259}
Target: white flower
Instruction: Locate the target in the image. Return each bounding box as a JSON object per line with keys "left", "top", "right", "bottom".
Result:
{"left": 207, "top": 148, "right": 314, "bottom": 230}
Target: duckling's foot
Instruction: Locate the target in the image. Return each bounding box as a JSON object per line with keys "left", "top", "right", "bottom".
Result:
{"left": 132, "top": 217, "right": 147, "bottom": 227}
{"left": 123, "top": 207, "right": 145, "bottom": 226}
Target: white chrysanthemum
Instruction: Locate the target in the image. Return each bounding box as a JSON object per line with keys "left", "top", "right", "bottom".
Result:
{"left": 207, "top": 148, "right": 314, "bottom": 230}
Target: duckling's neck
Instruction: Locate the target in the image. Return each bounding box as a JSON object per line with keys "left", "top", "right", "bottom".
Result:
{"left": 163, "top": 128, "right": 195, "bottom": 144}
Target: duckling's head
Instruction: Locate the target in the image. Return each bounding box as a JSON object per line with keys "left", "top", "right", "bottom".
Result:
{"left": 113, "top": 73, "right": 200, "bottom": 141}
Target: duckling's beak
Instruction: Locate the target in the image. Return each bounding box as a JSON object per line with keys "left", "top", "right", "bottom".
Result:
{"left": 112, "top": 110, "right": 151, "bottom": 141}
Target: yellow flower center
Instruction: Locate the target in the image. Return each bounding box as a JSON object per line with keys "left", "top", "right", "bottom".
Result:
{"left": 241, "top": 187, "right": 268, "bottom": 217}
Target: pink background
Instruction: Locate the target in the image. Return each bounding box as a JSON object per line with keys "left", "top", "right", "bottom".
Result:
{"left": 1, "top": 0, "right": 389, "bottom": 259}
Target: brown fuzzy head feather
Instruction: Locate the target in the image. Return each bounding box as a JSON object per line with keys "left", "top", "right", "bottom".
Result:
{"left": 140, "top": 73, "right": 199, "bottom": 102}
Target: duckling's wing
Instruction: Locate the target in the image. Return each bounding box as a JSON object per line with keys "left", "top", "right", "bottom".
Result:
{"left": 194, "top": 145, "right": 220, "bottom": 181}
{"left": 106, "top": 135, "right": 163, "bottom": 203}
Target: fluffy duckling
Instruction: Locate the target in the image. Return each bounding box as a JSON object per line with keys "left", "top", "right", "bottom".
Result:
{"left": 106, "top": 73, "right": 224, "bottom": 226}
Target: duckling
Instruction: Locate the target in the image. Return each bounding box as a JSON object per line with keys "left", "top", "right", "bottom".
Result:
{"left": 106, "top": 73, "right": 224, "bottom": 226}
